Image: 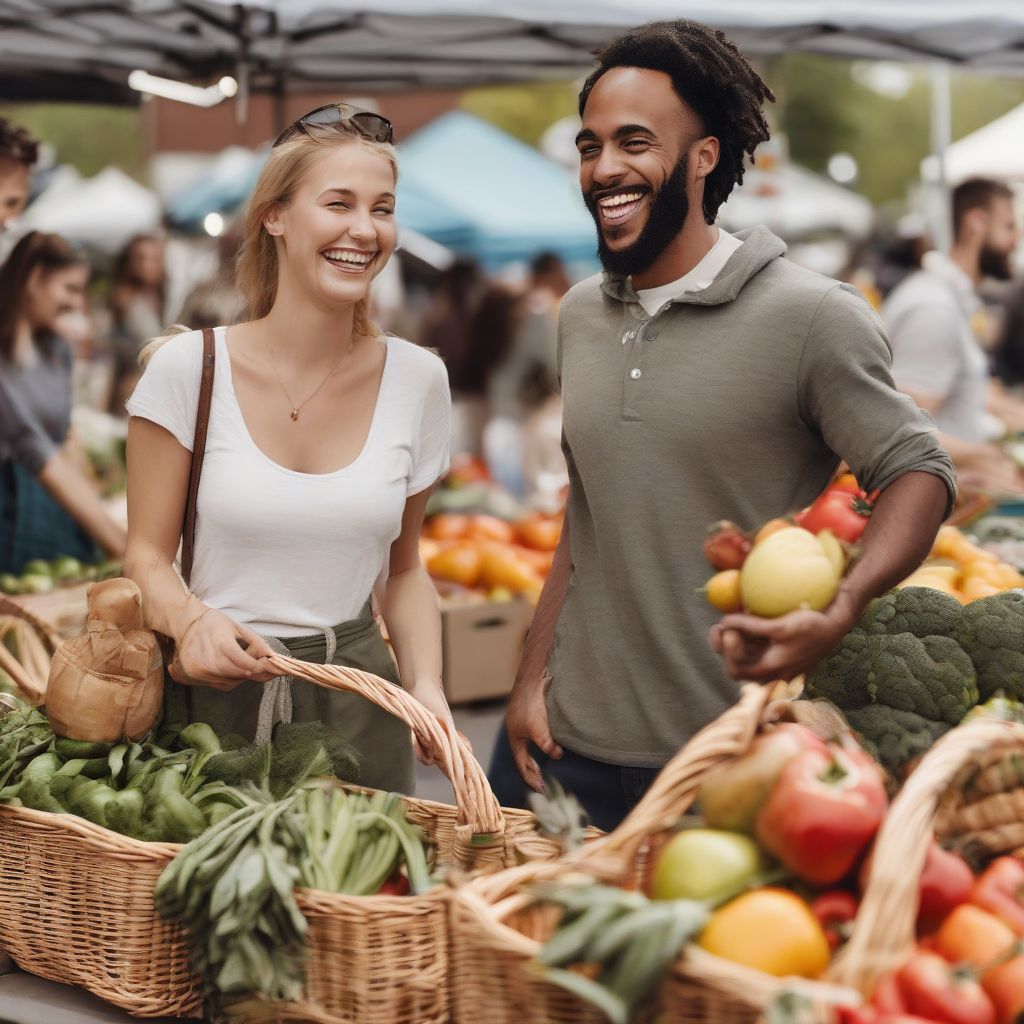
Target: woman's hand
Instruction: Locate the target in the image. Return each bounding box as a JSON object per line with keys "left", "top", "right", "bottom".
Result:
{"left": 407, "top": 678, "right": 469, "bottom": 768}
{"left": 169, "top": 607, "right": 277, "bottom": 691}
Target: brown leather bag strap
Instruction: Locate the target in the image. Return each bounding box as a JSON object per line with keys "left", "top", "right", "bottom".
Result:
{"left": 181, "top": 327, "right": 216, "bottom": 586}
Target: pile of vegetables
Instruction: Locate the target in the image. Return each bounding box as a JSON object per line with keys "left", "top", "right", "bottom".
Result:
{"left": 0, "top": 701, "right": 360, "bottom": 843}
{"left": 532, "top": 721, "right": 890, "bottom": 1022}
{"left": 804, "top": 586, "right": 1024, "bottom": 774}
{"left": 155, "top": 782, "right": 432, "bottom": 1018}
{"left": 0, "top": 556, "right": 121, "bottom": 596}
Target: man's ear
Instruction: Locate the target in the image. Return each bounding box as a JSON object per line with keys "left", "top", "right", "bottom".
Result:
{"left": 263, "top": 203, "right": 284, "bottom": 237}
{"left": 694, "top": 136, "right": 721, "bottom": 180}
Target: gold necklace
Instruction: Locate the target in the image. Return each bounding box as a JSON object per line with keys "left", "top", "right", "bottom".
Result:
{"left": 266, "top": 337, "right": 354, "bottom": 421}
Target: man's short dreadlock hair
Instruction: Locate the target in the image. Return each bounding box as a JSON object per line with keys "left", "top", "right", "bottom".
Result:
{"left": 0, "top": 118, "right": 38, "bottom": 168}
{"left": 578, "top": 20, "right": 774, "bottom": 225}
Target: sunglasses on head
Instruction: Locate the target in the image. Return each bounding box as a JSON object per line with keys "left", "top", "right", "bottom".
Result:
{"left": 272, "top": 103, "right": 394, "bottom": 148}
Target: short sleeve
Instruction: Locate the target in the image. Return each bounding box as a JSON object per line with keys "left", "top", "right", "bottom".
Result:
{"left": 124, "top": 331, "right": 203, "bottom": 451}
{"left": 887, "top": 297, "right": 962, "bottom": 398}
{"left": 0, "top": 374, "right": 58, "bottom": 475}
{"left": 408, "top": 357, "right": 452, "bottom": 495}
{"left": 798, "top": 284, "right": 957, "bottom": 515}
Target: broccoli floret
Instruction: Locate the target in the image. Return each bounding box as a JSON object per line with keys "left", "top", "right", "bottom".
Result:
{"left": 859, "top": 586, "right": 965, "bottom": 640}
{"left": 805, "top": 587, "right": 979, "bottom": 772}
{"left": 953, "top": 590, "right": 1024, "bottom": 701}
{"left": 843, "top": 706, "right": 953, "bottom": 774}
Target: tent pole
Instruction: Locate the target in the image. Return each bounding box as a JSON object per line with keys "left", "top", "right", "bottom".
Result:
{"left": 929, "top": 61, "right": 953, "bottom": 252}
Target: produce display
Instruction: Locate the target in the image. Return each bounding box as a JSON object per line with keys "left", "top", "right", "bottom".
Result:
{"left": 156, "top": 783, "right": 433, "bottom": 1018}
{"left": 0, "top": 556, "right": 121, "bottom": 596}
{"left": 531, "top": 721, "right": 889, "bottom": 1023}
{"left": 421, "top": 511, "right": 561, "bottom": 603}
{"left": 0, "top": 700, "right": 360, "bottom": 842}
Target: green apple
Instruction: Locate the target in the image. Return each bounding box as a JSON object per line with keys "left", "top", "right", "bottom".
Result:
{"left": 19, "top": 574, "right": 53, "bottom": 594}
{"left": 650, "top": 829, "right": 764, "bottom": 903}
{"left": 21, "top": 559, "right": 52, "bottom": 578}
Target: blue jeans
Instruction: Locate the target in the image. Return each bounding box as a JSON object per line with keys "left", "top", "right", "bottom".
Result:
{"left": 487, "top": 721, "right": 660, "bottom": 833}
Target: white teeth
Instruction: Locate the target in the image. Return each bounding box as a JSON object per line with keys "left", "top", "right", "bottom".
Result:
{"left": 323, "top": 249, "right": 373, "bottom": 265}
{"left": 599, "top": 192, "right": 643, "bottom": 208}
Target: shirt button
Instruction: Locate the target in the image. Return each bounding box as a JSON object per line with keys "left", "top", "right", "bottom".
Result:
{"left": 630, "top": 368, "right": 642, "bottom": 379}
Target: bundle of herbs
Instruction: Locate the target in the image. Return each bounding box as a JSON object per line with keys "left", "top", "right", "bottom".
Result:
{"left": 155, "top": 782, "right": 433, "bottom": 1020}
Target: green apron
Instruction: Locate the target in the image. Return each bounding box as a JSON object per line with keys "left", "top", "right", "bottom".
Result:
{"left": 165, "top": 602, "right": 414, "bottom": 795}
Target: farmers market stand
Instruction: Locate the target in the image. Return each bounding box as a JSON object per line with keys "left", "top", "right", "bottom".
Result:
{"left": 0, "top": 700, "right": 506, "bottom": 1023}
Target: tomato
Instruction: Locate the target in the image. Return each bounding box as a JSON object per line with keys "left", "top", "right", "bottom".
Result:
{"left": 811, "top": 890, "right": 859, "bottom": 951}
{"left": 970, "top": 858, "right": 1024, "bottom": 936}
{"left": 917, "top": 844, "right": 975, "bottom": 934}
{"left": 699, "top": 723, "right": 827, "bottom": 834}
{"left": 516, "top": 515, "right": 562, "bottom": 552}
{"left": 703, "top": 520, "right": 752, "bottom": 571}
{"left": 467, "top": 515, "right": 517, "bottom": 545}
{"left": 896, "top": 950, "right": 996, "bottom": 1024}
{"left": 378, "top": 870, "right": 411, "bottom": 896}
{"left": 479, "top": 546, "right": 543, "bottom": 594}
{"left": 649, "top": 829, "right": 764, "bottom": 903}
{"left": 698, "top": 888, "right": 831, "bottom": 979}
{"left": 754, "top": 517, "right": 792, "bottom": 544}
{"left": 703, "top": 569, "right": 743, "bottom": 613}
{"left": 831, "top": 473, "right": 861, "bottom": 494}
{"left": 798, "top": 488, "right": 878, "bottom": 544}
{"left": 425, "top": 514, "right": 471, "bottom": 541}
{"left": 426, "top": 542, "right": 482, "bottom": 587}
{"left": 756, "top": 744, "right": 888, "bottom": 886}
{"left": 446, "top": 453, "right": 490, "bottom": 485}
{"left": 872, "top": 971, "right": 908, "bottom": 1014}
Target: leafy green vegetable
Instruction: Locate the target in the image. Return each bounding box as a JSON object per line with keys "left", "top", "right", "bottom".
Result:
{"left": 953, "top": 590, "right": 1024, "bottom": 701}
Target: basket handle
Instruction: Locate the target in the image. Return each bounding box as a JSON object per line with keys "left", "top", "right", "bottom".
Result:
{"left": 574, "top": 684, "right": 773, "bottom": 870}
{"left": 827, "top": 717, "right": 1024, "bottom": 994}
{"left": 262, "top": 653, "right": 503, "bottom": 835}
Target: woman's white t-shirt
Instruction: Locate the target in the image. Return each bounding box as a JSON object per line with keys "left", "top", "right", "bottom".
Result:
{"left": 127, "top": 327, "right": 451, "bottom": 637}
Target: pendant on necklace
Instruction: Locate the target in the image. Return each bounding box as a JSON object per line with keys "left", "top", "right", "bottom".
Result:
{"left": 290, "top": 409, "right": 300, "bottom": 422}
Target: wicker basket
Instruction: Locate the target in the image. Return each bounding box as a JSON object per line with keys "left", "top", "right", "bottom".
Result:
{"left": 0, "top": 656, "right": 571, "bottom": 1021}
{"left": 934, "top": 730, "right": 1024, "bottom": 862}
{"left": 0, "top": 592, "right": 62, "bottom": 704}
{"left": 451, "top": 685, "right": 1024, "bottom": 1024}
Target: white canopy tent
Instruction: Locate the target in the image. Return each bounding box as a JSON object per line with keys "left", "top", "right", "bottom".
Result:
{"left": 922, "top": 102, "right": 1024, "bottom": 183}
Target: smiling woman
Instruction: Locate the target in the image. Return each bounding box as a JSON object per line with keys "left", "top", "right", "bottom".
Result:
{"left": 123, "top": 107, "right": 457, "bottom": 794}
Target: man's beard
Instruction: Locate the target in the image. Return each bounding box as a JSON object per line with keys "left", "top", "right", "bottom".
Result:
{"left": 585, "top": 156, "right": 690, "bottom": 278}
{"left": 980, "top": 243, "right": 1013, "bottom": 282}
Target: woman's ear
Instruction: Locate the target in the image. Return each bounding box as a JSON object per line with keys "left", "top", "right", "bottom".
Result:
{"left": 263, "top": 203, "right": 284, "bottom": 237}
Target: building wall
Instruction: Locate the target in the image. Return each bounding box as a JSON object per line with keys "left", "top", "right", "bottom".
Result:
{"left": 144, "top": 89, "right": 463, "bottom": 154}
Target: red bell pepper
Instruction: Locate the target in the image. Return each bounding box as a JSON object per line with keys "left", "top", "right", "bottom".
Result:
{"left": 812, "top": 890, "right": 859, "bottom": 951}
{"left": 377, "top": 869, "right": 411, "bottom": 896}
{"left": 918, "top": 844, "right": 975, "bottom": 934}
{"left": 896, "top": 950, "right": 997, "bottom": 1024}
{"left": 756, "top": 744, "right": 888, "bottom": 886}
{"left": 872, "top": 970, "right": 908, "bottom": 1014}
{"left": 970, "top": 858, "right": 1024, "bottom": 937}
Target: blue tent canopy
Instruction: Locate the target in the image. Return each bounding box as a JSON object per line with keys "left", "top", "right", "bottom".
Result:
{"left": 396, "top": 111, "right": 597, "bottom": 269}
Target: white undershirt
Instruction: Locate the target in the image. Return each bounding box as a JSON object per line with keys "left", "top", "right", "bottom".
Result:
{"left": 634, "top": 229, "right": 743, "bottom": 316}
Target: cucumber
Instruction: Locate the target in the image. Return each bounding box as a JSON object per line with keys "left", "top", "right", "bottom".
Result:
{"left": 55, "top": 738, "right": 114, "bottom": 760}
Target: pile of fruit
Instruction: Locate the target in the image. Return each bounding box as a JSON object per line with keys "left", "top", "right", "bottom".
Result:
{"left": 903, "top": 525, "right": 1024, "bottom": 603}
{"left": 532, "top": 721, "right": 890, "bottom": 1022}
{"left": 532, "top": 719, "right": 1024, "bottom": 1024}
{"left": 420, "top": 511, "right": 561, "bottom": 603}
{"left": 0, "top": 556, "right": 121, "bottom": 596}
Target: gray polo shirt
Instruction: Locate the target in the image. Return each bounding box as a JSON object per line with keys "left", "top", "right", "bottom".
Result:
{"left": 547, "top": 226, "right": 957, "bottom": 766}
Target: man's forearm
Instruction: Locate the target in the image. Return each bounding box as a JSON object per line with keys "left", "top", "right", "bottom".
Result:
{"left": 514, "top": 517, "right": 572, "bottom": 687}
{"left": 829, "top": 470, "right": 948, "bottom": 628}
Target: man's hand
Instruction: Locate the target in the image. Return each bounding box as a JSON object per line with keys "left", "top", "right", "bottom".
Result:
{"left": 709, "top": 608, "right": 850, "bottom": 682}
{"left": 506, "top": 669, "right": 563, "bottom": 794}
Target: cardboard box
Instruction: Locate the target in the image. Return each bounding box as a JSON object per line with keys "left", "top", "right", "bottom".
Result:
{"left": 441, "top": 599, "right": 534, "bottom": 704}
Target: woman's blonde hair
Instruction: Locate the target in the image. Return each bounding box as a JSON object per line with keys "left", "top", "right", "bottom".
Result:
{"left": 141, "top": 125, "right": 398, "bottom": 368}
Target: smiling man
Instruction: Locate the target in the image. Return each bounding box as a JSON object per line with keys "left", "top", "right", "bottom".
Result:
{"left": 490, "top": 20, "right": 958, "bottom": 831}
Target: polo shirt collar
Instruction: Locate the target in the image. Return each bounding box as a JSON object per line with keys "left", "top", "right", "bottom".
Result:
{"left": 600, "top": 226, "right": 787, "bottom": 310}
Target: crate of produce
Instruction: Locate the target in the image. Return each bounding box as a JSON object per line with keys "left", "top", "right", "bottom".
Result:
{"left": 0, "top": 655, "right": 580, "bottom": 1021}
{"left": 451, "top": 686, "right": 1024, "bottom": 1024}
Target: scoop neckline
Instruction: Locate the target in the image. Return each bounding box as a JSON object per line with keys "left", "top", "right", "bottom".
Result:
{"left": 217, "top": 325, "right": 393, "bottom": 479}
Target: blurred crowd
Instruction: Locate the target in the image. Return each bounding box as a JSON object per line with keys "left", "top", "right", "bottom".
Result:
{"left": 3, "top": 108, "right": 1024, "bottom": 576}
